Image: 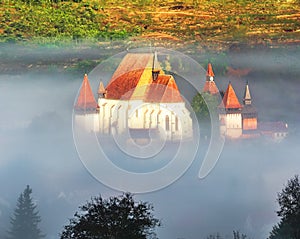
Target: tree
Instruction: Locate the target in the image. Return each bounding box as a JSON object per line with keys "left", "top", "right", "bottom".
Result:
{"left": 269, "top": 175, "right": 300, "bottom": 239}
{"left": 206, "top": 231, "right": 248, "bottom": 239}
{"left": 7, "top": 185, "right": 45, "bottom": 239}
{"left": 191, "top": 92, "right": 219, "bottom": 121}
{"left": 233, "top": 230, "right": 248, "bottom": 239}
{"left": 60, "top": 192, "right": 161, "bottom": 239}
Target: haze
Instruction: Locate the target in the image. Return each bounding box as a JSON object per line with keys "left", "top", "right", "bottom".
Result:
{"left": 0, "top": 44, "right": 299, "bottom": 239}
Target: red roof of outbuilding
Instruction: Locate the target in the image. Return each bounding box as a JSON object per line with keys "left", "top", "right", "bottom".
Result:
{"left": 75, "top": 74, "right": 97, "bottom": 110}
{"left": 219, "top": 82, "right": 242, "bottom": 109}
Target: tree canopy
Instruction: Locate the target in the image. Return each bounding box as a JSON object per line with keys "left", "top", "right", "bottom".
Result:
{"left": 269, "top": 175, "right": 300, "bottom": 239}
{"left": 191, "top": 92, "right": 219, "bottom": 121}
{"left": 60, "top": 192, "right": 161, "bottom": 239}
{"left": 7, "top": 185, "right": 45, "bottom": 239}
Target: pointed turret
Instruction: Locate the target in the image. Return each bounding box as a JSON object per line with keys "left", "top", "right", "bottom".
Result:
{"left": 243, "top": 81, "right": 252, "bottom": 105}
{"left": 98, "top": 81, "right": 106, "bottom": 98}
{"left": 241, "top": 81, "right": 257, "bottom": 132}
{"left": 75, "top": 74, "right": 97, "bottom": 112}
{"left": 203, "top": 63, "right": 219, "bottom": 95}
{"left": 219, "top": 82, "right": 242, "bottom": 109}
{"left": 152, "top": 51, "right": 160, "bottom": 81}
{"left": 206, "top": 63, "right": 215, "bottom": 81}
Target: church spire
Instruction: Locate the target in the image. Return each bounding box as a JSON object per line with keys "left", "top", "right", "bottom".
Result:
{"left": 152, "top": 51, "right": 160, "bottom": 81}
{"left": 75, "top": 74, "right": 97, "bottom": 112}
{"left": 206, "top": 63, "right": 215, "bottom": 81}
{"left": 243, "top": 81, "right": 252, "bottom": 105}
{"left": 203, "top": 63, "right": 219, "bottom": 95}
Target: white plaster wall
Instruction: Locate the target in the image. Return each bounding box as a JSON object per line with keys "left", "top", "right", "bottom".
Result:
{"left": 87, "top": 98, "right": 193, "bottom": 141}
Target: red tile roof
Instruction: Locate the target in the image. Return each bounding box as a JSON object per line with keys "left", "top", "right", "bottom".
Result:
{"left": 206, "top": 63, "right": 215, "bottom": 77}
{"left": 105, "top": 53, "right": 183, "bottom": 103}
{"left": 75, "top": 74, "right": 97, "bottom": 111}
{"left": 106, "top": 69, "right": 144, "bottom": 99}
{"left": 219, "top": 82, "right": 242, "bottom": 109}
{"left": 144, "top": 76, "right": 183, "bottom": 103}
{"left": 110, "top": 53, "right": 152, "bottom": 83}
{"left": 203, "top": 81, "right": 219, "bottom": 94}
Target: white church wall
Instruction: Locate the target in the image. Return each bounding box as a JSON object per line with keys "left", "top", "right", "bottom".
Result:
{"left": 90, "top": 98, "right": 193, "bottom": 142}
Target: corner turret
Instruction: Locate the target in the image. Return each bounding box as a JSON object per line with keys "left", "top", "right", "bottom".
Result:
{"left": 203, "top": 63, "right": 219, "bottom": 95}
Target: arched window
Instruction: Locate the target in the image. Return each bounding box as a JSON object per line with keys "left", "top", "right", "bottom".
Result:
{"left": 165, "top": 115, "right": 170, "bottom": 131}
{"left": 175, "top": 116, "right": 179, "bottom": 131}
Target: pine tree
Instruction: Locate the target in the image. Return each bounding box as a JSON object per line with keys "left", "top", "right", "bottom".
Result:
{"left": 269, "top": 175, "right": 300, "bottom": 239}
{"left": 7, "top": 185, "right": 45, "bottom": 239}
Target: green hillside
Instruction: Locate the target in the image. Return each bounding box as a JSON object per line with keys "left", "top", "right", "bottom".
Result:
{"left": 1, "top": 0, "right": 300, "bottom": 48}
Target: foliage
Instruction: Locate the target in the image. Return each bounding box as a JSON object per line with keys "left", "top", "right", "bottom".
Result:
{"left": 269, "top": 175, "right": 300, "bottom": 239}
{"left": 7, "top": 185, "right": 45, "bottom": 239}
{"left": 0, "top": 0, "right": 135, "bottom": 43}
{"left": 191, "top": 92, "right": 219, "bottom": 121}
{"left": 1, "top": 0, "right": 299, "bottom": 45}
{"left": 269, "top": 220, "right": 293, "bottom": 239}
{"left": 60, "top": 192, "right": 161, "bottom": 239}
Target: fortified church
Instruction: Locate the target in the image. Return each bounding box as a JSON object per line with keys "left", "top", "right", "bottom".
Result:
{"left": 74, "top": 52, "right": 288, "bottom": 142}
{"left": 74, "top": 52, "right": 193, "bottom": 142}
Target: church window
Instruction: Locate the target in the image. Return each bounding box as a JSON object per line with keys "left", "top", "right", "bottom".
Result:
{"left": 165, "top": 115, "right": 170, "bottom": 131}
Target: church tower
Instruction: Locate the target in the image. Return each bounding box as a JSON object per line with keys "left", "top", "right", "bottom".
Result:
{"left": 75, "top": 74, "right": 97, "bottom": 112}
{"left": 203, "top": 63, "right": 219, "bottom": 95}
{"left": 74, "top": 74, "right": 99, "bottom": 132}
{"left": 218, "top": 82, "right": 243, "bottom": 138}
{"left": 242, "top": 81, "right": 258, "bottom": 136}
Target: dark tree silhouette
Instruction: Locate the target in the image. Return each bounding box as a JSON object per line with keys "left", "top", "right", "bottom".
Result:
{"left": 7, "top": 185, "right": 44, "bottom": 239}
{"left": 60, "top": 192, "right": 160, "bottom": 239}
{"left": 206, "top": 231, "right": 248, "bottom": 239}
{"left": 233, "top": 230, "right": 248, "bottom": 239}
{"left": 269, "top": 175, "right": 300, "bottom": 239}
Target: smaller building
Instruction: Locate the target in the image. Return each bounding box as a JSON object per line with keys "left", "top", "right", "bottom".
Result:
{"left": 259, "top": 121, "right": 288, "bottom": 142}
{"left": 218, "top": 82, "right": 243, "bottom": 139}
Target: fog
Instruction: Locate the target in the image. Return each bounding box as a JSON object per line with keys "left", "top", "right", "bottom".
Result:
{"left": 0, "top": 44, "right": 299, "bottom": 239}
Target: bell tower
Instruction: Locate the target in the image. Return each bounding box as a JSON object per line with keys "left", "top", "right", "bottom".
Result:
{"left": 242, "top": 81, "right": 258, "bottom": 133}
{"left": 218, "top": 82, "right": 243, "bottom": 138}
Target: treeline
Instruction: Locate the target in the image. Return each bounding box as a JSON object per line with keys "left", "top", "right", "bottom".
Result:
{"left": 3, "top": 174, "right": 300, "bottom": 238}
